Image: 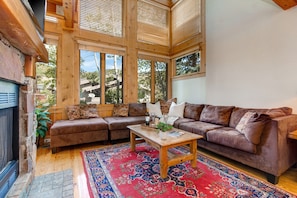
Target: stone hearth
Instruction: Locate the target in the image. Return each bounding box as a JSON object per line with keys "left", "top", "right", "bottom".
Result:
{"left": 0, "top": 33, "right": 37, "bottom": 197}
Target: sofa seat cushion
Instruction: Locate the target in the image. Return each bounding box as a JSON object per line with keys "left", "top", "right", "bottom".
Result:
{"left": 173, "top": 118, "right": 195, "bottom": 128}
{"left": 206, "top": 128, "right": 257, "bottom": 154}
{"left": 179, "top": 121, "right": 223, "bottom": 139}
{"left": 104, "top": 116, "right": 145, "bottom": 130}
{"left": 50, "top": 118, "right": 108, "bottom": 136}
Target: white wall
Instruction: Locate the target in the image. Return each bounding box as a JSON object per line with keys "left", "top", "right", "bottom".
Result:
{"left": 173, "top": 0, "right": 297, "bottom": 113}
{"left": 172, "top": 77, "right": 206, "bottom": 103}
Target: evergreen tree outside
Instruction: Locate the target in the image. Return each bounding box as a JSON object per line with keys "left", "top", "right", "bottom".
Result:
{"left": 176, "top": 52, "right": 200, "bottom": 76}
{"left": 80, "top": 50, "right": 123, "bottom": 104}
{"left": 36, "top": 44, "right": 57, "bottom": 107}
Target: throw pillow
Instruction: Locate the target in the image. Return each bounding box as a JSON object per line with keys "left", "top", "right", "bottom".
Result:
{"left": 235, "top": 111, "right": 257, "bottom": 132}
{"left": 168, "top": 102, "right": 185, "bottom": 118}
{"left": 113, "top": 104, "right": 129, "bottom": 117}
{"left": 66, "top": 105, "right": 81, "bottom": 120}
{"left": 159, "top": 98, "right": 177, "bottom": 114}
{"left": 80, "top": 104, "right": 99, "bottom": 119}
{"left": 240, "top": 114, "right": 271, "bottom": 145}
{"left": 146, "top": 102, "right": 163, "bottom": 118}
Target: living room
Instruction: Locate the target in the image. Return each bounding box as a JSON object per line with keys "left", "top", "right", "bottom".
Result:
{"left": 1, "top": 0, "right": 297, "bottom": 197}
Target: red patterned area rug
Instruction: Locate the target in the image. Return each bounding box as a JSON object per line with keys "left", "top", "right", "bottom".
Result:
{"left": 81, "top": 143, "right": 295, "bottom": 198}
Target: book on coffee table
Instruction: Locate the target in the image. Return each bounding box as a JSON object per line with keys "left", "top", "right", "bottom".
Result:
{"left": 168, "top": 131, "right": 185, "bottom": 137}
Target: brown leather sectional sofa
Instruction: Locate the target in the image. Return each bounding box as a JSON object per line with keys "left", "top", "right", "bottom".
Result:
{"left": 50, "top": 102, "right": 297, "bottom": 184}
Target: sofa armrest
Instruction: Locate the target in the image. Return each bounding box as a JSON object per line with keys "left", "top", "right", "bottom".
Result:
{"left": 259, "top": 114, "right": 297, "bottom": 176}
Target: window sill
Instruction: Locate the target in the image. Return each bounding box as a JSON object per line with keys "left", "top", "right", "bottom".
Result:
{"left": 172, "top": 72, "right": 205, "bottom": 81}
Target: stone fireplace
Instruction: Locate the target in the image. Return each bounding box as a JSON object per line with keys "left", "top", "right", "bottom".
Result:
{"left": 0, "top": 33, "right": 37, "bottom": 197}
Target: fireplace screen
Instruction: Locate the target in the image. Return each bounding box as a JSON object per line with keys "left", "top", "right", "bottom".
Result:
{"left": 0, "top": 108, "right": 14, "bottom": 171}
{"left": 0, "top": 80, "right": 19, "bottom": 197}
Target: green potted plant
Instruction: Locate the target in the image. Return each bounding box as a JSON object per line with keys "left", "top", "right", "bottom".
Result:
{"left": 35, "top": 104, "right": 52, "bottom": 146}
{"left": 157, "top": 122, "right": 173, "bottom": 140}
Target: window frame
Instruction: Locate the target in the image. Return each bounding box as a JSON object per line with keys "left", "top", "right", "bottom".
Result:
{"left": 78, "top": 42, "right": 125, "bottom": 104}
{"left": 172, "top": 45, "right": 205, "bottom": 80}
{"left": 137, "top": 54, "right": 170, "bottom": 103}
{"left": 35, "top": 37, "right": 58, "bottom": 107}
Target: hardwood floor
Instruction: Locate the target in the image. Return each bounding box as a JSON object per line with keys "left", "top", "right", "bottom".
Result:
{"left": 35, "top": 141, "right": 297, "bottom": 198}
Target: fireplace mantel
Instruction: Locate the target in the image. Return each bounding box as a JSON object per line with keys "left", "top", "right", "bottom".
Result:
{"left": 0, "top": 0, "right": 48, "bottom": 62}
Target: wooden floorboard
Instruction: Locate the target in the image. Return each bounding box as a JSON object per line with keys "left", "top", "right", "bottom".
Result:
{"left": 35, "top": 141, "right": 297, "bottom": 198}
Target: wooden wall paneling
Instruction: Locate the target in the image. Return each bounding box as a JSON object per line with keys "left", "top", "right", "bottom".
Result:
{"left": 137, "top": 42, "right": 170, "bottom": 56}
{"left": 49, "top": 107, "right": 64, "bottom": 122}
{"left": 97, "top": 104, "right": 114, "bottom": 117}
{"left": 171, "top": 34, "right": 202, "bottom": 55}
{"left": 76, "top": 29, "right": 125, "bottom": 48}
{"left": 58, "top": 30, "right": 76, "bottom": 106}
{"left": 125, "top": 0, "right": 138, "bottom": 103}
{"left": 200, "top": 0, "right": 206, "bottom": 74}
{"left": 167, "top": 58, "right": 173, "bottom": 99}
{"left": 73, "top": 40, "right": 80, "bottom": 104}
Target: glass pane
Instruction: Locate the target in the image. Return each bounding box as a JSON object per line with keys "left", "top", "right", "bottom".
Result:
{"left": 36, "top": 44, "right": 57, "bottom": 107}
{"left": 105, "top": 54, "right": 123, "bottom": 104}
{"left": 176, "top": 52, "right": 200, "bottom": 76}
{"left": 137, "top": 59, "right": 151, "bottom": 103}
{"left": 155, "top": 61, "right": 167, "bottom": 101}
{"left": 80, "top": 50, "right": 101, "bottom": 104}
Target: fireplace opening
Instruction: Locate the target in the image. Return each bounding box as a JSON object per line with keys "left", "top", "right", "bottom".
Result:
{"left": 0, "top": 80, "right": 19, "bottom": 197}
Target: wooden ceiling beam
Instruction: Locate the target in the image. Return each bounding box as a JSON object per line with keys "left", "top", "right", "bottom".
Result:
{"left": 63, "top": 0, "right": 74, "bottom": 28}
{"left": 273, "top": 0, "right": 297, "bottom": 10}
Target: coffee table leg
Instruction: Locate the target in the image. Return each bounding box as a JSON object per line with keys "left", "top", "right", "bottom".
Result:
{"left": 159, "top": 147, "right": 168, "bottom": 178}
{"left": 130, "top": 131, "right": 136, "bottom": 151}
{"left": 190, "top": 140, "right": 197, "bottom": 167}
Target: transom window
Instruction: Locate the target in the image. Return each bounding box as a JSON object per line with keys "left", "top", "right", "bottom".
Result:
{"left": 175, "top": 51, "right": 201, "bottom": 76}
{"left": 79, "top": 0, "right": 122, "bottom": 37}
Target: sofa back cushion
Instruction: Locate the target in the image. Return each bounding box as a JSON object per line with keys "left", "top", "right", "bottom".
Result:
{"left": 200, "top": 105, "right": 234, "bottom": 126}
{"left": 184, "top": 103, "right": 204, "bottom": 120}
{"left": 265, "top": 107, "right": 292, "bottom": 118}
{"left": 129, "top": 103, "right": 147, "bottom": 116}
{"left": 229, "top": 107, "right": 268, "bottom": 128}
{"left": 113, "top": 104, "right": 129, "bottom": 117}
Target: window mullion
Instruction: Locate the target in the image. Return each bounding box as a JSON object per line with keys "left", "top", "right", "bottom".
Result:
{"left": 100, "top": 53, "right": 106, "bottom": 104}
{"left": 151, "top": 60, "right": 156, "bottom": 103}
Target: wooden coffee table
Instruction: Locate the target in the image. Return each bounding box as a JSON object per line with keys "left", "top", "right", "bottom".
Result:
{"left": 127, "top": 124, "right": 203, "bottom": 178}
